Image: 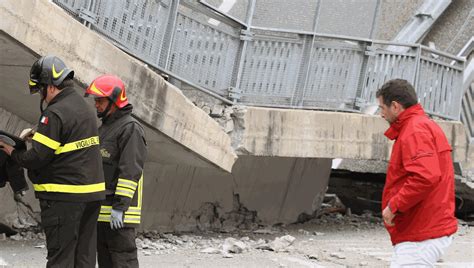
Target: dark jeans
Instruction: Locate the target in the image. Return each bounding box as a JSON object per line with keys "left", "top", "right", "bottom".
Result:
{"left": 97, "top": 223, "right": 138, "bottom": 268}
{"left": 40, "top": 199, "right": 100, "bottom": 268}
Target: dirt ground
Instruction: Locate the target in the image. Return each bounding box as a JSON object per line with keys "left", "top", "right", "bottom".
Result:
{"left": 0, "top": 213, "right": 473, "bottom": 268}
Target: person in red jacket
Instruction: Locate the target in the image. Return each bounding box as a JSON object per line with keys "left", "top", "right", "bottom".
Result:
{"left": 377, "top": 79, "right": 457, "bottom": 267}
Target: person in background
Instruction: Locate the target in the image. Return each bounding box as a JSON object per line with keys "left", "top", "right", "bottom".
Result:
{"left": 377, "top": 79, "right": 457, "bottom": 267}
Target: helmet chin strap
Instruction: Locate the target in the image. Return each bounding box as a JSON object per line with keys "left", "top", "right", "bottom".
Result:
{"left": 39, "top": 85, "right": 48, "bottom": 114}
{"left": 97, "top": 99, "right": 114, "bottom": 119}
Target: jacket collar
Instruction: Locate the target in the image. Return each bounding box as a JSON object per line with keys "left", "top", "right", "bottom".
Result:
{"left": 384, "top": 103, "right": 426, "bottom": 140}
{"left": 47, "top": 87, "right": 75, "bottom": 106}
{"left": 102, "top": 104, "right": 133, "bottom": 125}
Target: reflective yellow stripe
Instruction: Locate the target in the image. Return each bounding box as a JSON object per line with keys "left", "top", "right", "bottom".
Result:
{"left": 34, "top": 182, "right": 105, "bottom": 193}
{"left": 124, "top": 220, "right": 140, "bottom": 224}
{"left": 124, "top": 215, "right": 141, "bottom": 224}
{"left": 116, "top": 183, "right": 136, "bottom": 191}
{"left": 115, "top": 187, "right": 134, "bottom": 198}
{"left": 32, "top": 132, "right": 60, "bottom": 150}
{"left": 137, "top": 175, "right": 143, "bottom": 208}
{"left": 29, "top": 80, "right": 37, "bottom": 86}
{"left": 98, "top": 214, "right": 110, "bottom": 222}
{"left": 126, "top": 208, "right": 141, "bottom": 213}
{"left": 100, "top": 206, "right": 112, "bottom": 214}
{"left": 55, "top": 136, "right": 99, "bottom": 154}
{"left": 97, "top": 215, "right": 141, "bottom": 224}
{"left": 118, "top": 178, "right": 138, "bottom": 188}
{"left": 100, "top": 206, "right": 141, "bottom": 215}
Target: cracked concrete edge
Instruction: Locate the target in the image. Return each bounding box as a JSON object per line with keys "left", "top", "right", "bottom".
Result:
{"left": 231, "top": 106, "right": 469, "bottom": 162}
{"left": 0, "top": 107, "right": 31, "bottom": 137}
{"left": 0, "top": 0, "right": 237, "bottom": 172}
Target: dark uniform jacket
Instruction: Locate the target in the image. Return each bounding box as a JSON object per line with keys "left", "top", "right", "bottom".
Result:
{"left": 11, "top": 87, "right": 105, "bottom": 202}
{"left": 97, "top": 104, "right": 147, "bottom": 227}
{"left": 0, "top": 131, "right": 28, "bottom": 193}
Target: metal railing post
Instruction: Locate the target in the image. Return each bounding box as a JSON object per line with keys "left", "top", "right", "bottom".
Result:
{"left": 413, "top": 45, "right": 422, "bottom": 88}
{"left": 229, "top": 0, "right": 256, "bottom": 103}
{"left": 161, "top": 0, "right": 181, "bottom": 69}
{"left": 293, "top": 0, "right": 322, "bottom": 107}
{"left": 354, "top": 41, "right": 372, "bottom": 110}
{"left": 78, "top": 0, "right": 97, "bottom": 28}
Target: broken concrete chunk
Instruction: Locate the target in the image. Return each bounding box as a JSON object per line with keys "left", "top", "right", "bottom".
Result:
{"left": 222, "top": 252, "right": 234, "bottom": 258}
{"left": 253, "top": 228, "right": 278, "bottom": 234}
{"left": 224, "top": 119, "right": 234, "bottom": 133}
{"left": 306, "top": 254, "right": 319, "bottom": 260}
{"left": 330, "top": 252, "right": 346, "bottom": 259}
{"left": 222, "top": 237, "right": 248, "bottom": 254}
{"left": 210, "top": 104, "right": 224, "bottom": 117}
{"left": 268, "top": 235, "right": 296, "bottom": 252}
{"left": 298, "top": 229, "right": 310, "bottom": 235}
{"left": 9, "top": 234, "right": 22, "bottom": 241}
{"left": 200, "top": 247, "right": 221, "bottom": 254}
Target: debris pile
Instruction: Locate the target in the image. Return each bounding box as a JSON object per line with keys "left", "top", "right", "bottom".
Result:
{"left": 136, "top": 232, "right": 297, "bottom": 258}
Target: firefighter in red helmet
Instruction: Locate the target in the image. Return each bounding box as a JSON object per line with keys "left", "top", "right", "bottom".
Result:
{"left": 86, "top": 75, "right": 147, "bottom": 268}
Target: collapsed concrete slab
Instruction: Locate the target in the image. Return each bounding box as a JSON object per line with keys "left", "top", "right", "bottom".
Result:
{"left": 231, "top": 106, "right": 469, "bottom": 162}
{"left": 0, "top": 0, "right": 237, "bottom": 172}
{"left": 141, "top": 156, "right": 331, "bottom": 232}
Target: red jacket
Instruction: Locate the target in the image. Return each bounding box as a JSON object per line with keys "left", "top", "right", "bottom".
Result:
{"left": 382, "top": 104, "right": 457, "bottom": 245}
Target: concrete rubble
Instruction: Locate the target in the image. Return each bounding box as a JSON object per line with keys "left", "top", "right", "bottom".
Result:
{"left": 2, "top": 201, "right": 472, "bottom": 267}
{"left": 193, "top": 194, "right": 260, "bottom": 233}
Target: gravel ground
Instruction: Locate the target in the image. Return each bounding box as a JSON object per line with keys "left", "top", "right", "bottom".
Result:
{"left": 0, "top": 213, "right": 473, "bottom": 267}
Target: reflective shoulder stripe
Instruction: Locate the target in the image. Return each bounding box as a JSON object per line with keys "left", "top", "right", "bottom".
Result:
{"left": 32, "top": 132, "right": 61, "bottom": 150}
{"left": 55, "top": 136, "right": 100, "bottom": 154}
{"left": 33, "top": 182, "right": 105, "bottom": 194}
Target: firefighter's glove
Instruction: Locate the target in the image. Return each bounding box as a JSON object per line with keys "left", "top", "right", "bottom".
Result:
{"left": 110, "top": 209, "right": 124, "bottom": 230}
{"left": 19, "top": 128, "right": 35, "bottom": 142}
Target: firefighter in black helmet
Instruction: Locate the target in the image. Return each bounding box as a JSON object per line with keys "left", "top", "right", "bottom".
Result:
{"left": 0, "top": 55, "right": 106, "bottom": 267}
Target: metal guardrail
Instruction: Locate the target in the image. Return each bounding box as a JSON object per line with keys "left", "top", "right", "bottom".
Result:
{"left": 461, "top": 83, "right": 473, "bottom": 142}
{"left": 53, "top": 0, "right": 466, "bottom": 120}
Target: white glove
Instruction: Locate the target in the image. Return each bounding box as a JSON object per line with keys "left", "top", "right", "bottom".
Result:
{"left": 110, "top": 209, "right": 124, "bottom": 230}
{"left": 19, "top": 128, "right": 35, "bottom": 142}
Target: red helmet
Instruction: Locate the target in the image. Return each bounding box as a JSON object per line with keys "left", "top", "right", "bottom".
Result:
{"left": 85, "top": 75, "right": 128, "bottom": 108}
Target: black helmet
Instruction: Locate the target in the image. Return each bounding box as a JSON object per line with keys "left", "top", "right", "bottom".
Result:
{"left": 28, "top": 55, "right": 74, "bottom": 94}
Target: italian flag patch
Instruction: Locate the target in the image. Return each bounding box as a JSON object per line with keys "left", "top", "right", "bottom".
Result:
{"left": 40, "top": 116, "right": 49, "bottom": 125}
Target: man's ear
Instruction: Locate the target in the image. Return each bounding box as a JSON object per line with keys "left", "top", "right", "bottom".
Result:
{"left": 392, "top": 101, "right": 403, "bottom": 113}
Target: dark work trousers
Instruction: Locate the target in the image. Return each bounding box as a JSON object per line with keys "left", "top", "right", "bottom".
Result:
{"left": 97, "top": 223, "right": 138, "bottom": 268}
{"left": 40, "top": 199, "right": 101, "bottom": 268}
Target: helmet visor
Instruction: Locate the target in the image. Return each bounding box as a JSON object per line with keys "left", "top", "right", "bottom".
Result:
{"left": 28, "top": 79, "right": 42, "bottom": 95}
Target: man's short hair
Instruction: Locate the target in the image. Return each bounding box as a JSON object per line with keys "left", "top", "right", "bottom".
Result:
{"left": 376, "top": 79, "right": 418, "bottom": 109}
